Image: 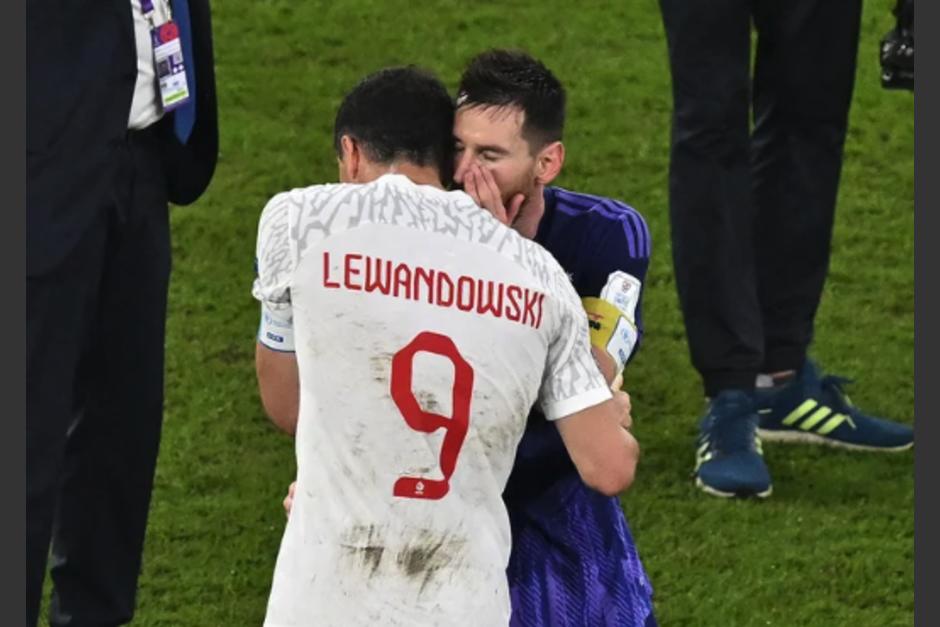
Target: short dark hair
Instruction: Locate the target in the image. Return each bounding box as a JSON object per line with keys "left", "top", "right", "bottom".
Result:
{"left": 333, "top": 66, "right": 455, "bottom": 184}
{"left": 456, "top": 49, "right": 566, "bottom": 150}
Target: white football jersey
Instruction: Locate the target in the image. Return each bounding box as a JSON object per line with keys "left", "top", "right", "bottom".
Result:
{"left": 253, "top": 174, "right": 611, "bottom": 627}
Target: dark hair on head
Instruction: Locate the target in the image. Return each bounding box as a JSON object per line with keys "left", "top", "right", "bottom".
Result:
{"left": 333, "top": 66, "right": 455, "bottom": 185}
{"left": 456, "top": 49, "right": 566, "bottom": 150}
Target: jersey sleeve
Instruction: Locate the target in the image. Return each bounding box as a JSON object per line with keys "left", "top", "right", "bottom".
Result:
{"left": 537, "top": 273, "right": 613, "bottom": 421}
{"left": 252, "top": 193, "right": 297, "bottom": 352}
{"left": 579, "top": 207, "right": 651, "bottom": 369}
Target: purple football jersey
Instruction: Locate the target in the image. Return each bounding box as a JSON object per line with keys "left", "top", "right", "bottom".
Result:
{"left": 504, "top": 186, "right": 655, "bottom": 626}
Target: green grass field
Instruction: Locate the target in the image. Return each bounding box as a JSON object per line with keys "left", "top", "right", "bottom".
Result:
{"left": 54, "top": 1, "right": 914, "bottom": 625}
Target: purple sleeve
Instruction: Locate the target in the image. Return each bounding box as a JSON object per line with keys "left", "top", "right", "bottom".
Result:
{"left": 579, "top": 205, "right": 651, "bottom": 363}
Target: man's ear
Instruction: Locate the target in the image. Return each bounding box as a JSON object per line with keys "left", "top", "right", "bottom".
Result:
{"left": 534, "top": 141, "right": 565, "bottom": 186}
{"left": 339, "top": 135, "right": 361, "bottom": 182}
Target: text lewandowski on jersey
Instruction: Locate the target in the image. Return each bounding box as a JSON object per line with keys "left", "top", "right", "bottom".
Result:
{"left": 322, "top": 251, "right": 547, "bottom": 329}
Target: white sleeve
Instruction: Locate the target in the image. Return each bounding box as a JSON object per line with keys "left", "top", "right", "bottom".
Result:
{"left": 538, "top": 278, "right": 613, "bottom": 421}
{"left": 252, "top": 193, "right": 297, "bottom": 352}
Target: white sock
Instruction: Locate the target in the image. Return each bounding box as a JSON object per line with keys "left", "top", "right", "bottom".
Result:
{"left": 755, "top": 374, "right": 775, "bottom": 389}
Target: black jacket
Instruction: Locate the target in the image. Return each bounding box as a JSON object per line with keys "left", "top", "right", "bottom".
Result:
{"left": 27, "top": 0, "right": 218, "bottom": 275}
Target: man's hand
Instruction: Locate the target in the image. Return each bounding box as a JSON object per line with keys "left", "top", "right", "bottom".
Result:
{"left": 463, "top": 162, "right": 525, "bottom": 225}
{"left": 283, "top": 481, "right": 296, "bottom": 517}
{"left": 609, "top": 372, "right": 632, "bottom": 429}
{"left": 463, "top": 163, "right": 546, "bottom": 240}
{"left": 613, "top": 389, "right": 632, "bottom": 431}
{"left": 511, "top": 179, "right": 546, "bottom": 240}
{"left": 611, "top": 371, "right": 623, "bottom": 392}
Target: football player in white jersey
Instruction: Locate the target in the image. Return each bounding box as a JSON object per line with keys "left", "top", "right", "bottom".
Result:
{"left": 253, "top": 67, "right": 639, "bottom": 627}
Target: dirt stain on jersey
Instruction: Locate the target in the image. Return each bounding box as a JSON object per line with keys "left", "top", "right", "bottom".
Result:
{"left": 415, "top": 391, "right": 441, "bottom": 414}
{"left": 349, "top": 427, "right": 367, "bottom": 458}
{"left": 471, "top": 390, "right": 527, "bottom": 458}
{"left": 369, "top": 351, "right": 395, "bottom": 385}
{"left": 339, "top": 524, "right": 386, "bottom": 577}
{"left": 473, "top": 421, "right": 523, "bottom": 466}
{"left": 396, "top": 530, "right": 466, "bottom": 594}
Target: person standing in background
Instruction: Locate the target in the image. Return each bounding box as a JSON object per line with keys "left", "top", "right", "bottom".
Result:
{"left": 27, "top": 1, "right": 218, "bottom": 624}
{"left": 658, "top": 0, "right": 912, "bottom": 499}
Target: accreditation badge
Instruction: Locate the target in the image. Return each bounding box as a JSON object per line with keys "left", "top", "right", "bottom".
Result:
{"left": 151, "top": 20, "right": 191, "bottom": 111}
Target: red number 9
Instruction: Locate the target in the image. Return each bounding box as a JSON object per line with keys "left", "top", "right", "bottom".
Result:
{"left": 390, "top": 331, "right": 474, "bottom": 500}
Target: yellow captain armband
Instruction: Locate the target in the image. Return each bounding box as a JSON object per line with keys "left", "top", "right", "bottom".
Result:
{"left": 582, "top": 297, "right": 638, "bottom": 371}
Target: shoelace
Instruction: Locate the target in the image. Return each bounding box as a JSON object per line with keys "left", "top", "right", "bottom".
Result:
{"left": 707, "top": 406, "right": 759, "bottom": 454}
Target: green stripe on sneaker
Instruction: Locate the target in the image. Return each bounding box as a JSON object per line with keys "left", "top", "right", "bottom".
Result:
{"left": 799, "top": 407, "right": 832, "bottom": 431}
{"left": 816, "top": 413, "right": 848, "bottom": 435}
{"left": 782, "top": 399, "right": 818, "bottom": 426}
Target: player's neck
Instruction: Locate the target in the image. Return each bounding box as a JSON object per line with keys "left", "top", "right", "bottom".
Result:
{"left": 383, "top": 162, "right": 444, "bottom": 189}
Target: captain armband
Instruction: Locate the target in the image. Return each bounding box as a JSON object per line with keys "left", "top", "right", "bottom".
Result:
{"left": 582, "top": 270, "right": 643, "bottom": 371}
{"left": 582, "top": 297, "right": 637, "bottom": 372}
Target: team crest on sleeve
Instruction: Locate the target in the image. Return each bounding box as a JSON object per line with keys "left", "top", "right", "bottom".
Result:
{"left": 599, "top": 270, "right": 642, "bottom": 322}
{"left": 258, "top": 304, "right": 296, "bottom": 352}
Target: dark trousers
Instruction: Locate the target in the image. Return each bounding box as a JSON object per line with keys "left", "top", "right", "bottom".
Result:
{"left": 26, "top": 128, "right": 171, "bottom": 627}
{"left": 659, "top": 0, "right": 862, "bottom": 396}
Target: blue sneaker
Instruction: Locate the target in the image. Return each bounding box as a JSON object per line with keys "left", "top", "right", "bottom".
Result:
{"left": 694, "top": 390, "right": 773, "bottom": 498}
{"left": 757, "top": 361, "right": 913, "bottom": 452}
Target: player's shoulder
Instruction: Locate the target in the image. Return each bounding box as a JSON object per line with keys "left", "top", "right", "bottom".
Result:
{"left": 267, "top": 174, "right": 482, "bottom": 223}
{"left": 503, "top": 231, "right": 584, "bottom": 315}
{"left": 258, "top": 178, "right": 402, "bottom": 246}
{"left": 547, "top": 186, "right": 648, "bottom": 228}
{"left": 261, "top": 181, "right": 356, "bottom": 218}
{"left": 546, "top": 186, "right": 651, "bottom": 259}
